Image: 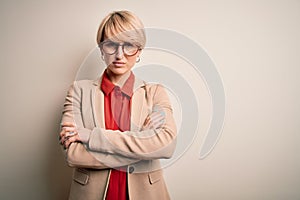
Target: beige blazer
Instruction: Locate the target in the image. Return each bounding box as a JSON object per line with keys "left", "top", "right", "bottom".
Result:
{"left": 61, "top": 75, "right": 177, "bottom": 200}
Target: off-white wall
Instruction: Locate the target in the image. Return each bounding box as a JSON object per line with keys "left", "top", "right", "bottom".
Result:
{"left": 1, "top": 0, "right": 299, "bottom": 199}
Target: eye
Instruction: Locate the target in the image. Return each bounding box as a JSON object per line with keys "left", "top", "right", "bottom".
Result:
{"left": 104, "top": 41, "right": 118, "bottom": 48}
{"left": 123, "top": 42, "right": 139, "bottom": 56}
{"left": 102, "top": 41, "right": 119, "bottom": 54}
{"left": 124, "top": 42, "right": 134, "bottom": 48}
{"left": 124, "top": 42, "right": 137, "bottom": 51}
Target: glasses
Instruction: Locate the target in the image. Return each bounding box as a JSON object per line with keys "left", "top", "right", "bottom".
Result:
{"left": 100, "top": 41, "right": 140, "bottom": 56}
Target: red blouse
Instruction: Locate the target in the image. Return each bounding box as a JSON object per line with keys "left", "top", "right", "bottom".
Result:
{"left": 101, "top": 71, "right": 134, "bottom": 200}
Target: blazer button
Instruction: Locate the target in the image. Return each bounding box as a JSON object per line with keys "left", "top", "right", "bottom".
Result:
{"left": 128, "top": 166, "right": 135, "bottom": 174}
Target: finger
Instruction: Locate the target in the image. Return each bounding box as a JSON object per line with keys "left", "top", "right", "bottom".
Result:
{"left": 143, "top": 116, "right": 151, "bottom": 126}
{"left": 62, "top": 127, "right": 77, "bottom": 132}
{"left": 60, "top": 134, "right": 67, "bottom": 145}
{"left": 143, "top": 116, "right": 164, "bottom": 129}
{"left": 149, "top": 122, "right": 154, "bottom": 129}
{"left": 152, "top": 116, "right": 165, "bottom": 128}
{"left": 64, "top": 138, "right": 70, "bottom": 149}
{"left": 60, "top": 130, "right": 78, "bottom": 145}
{"left": 143, "top": 109, "right": 165, "bottom": 130}
{"left": 148, "top": 115, "right": 164, "bottom": 127}
{"left": 64, "top": 136, "right": 74, "bottom": 149}
{"left": 59, "top": 129, "right": 65, "bottom": 138}
{"left": 143, "top": 119, "right": 152, "bottom": 130}
{"left": 61, "top": 122, "right": 76, "bottom": 128}
{"left": 59, "top": 128, "right": 68, "bottom": 141}
{"left": 150, "top": 114, "right": 165, "bottom": 123}
{"left": 64, "top": 135, "right": 80, "bottom": 149}
{"left": 149, "top": 111, "right": 165, "bottom": 120}
{"left": 148, "top": 111, "right": 159, "bottom": 118}
{"left": 60, "top": 127, "right": 76, "bottom": 141}
{"left": 65, "top": 131, "right": 78, "bottom": 139}
{"left": 60, "top": 128, "right": 71, "bottom": 145}
{"left": 59, "top": 130, "right": 64, "bottom": 143}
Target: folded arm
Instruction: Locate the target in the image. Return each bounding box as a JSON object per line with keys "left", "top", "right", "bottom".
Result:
{"left": 81, "top": 84, "right": 177, "bottom": 160}
{"left": 60, "top": 82, "right": 140, "bottom": 169}
{"left": 60, "top": 82, "right": 177, "bottom": 168}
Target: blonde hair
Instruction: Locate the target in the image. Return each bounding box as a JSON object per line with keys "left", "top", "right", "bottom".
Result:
{"left": 96, "top": 10, "right": 146, "bottom": 49}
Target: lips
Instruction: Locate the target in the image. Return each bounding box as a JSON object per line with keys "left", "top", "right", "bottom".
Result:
{"left": 112, "top": 61, "right": 126, "bottom": 67}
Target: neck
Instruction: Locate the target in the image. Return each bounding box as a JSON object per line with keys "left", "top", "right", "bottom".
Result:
{"left": 106, "top": 70, "right": 131, "bottom": 87}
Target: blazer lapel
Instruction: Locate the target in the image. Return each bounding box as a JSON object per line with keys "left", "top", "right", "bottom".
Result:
{"left": 130, "top": 77, "right": 149, "bottom": 131}
{"left": 92, "top": 78, "right": 105, "bottom": 128}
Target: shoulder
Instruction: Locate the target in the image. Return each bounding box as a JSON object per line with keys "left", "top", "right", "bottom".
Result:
{"left": 143, "top": 81, "right": 166, "bottom": 93}
{"left": 66, "top": 79, "right": 99, "bottom": 97}
{"left": 71, "top": 79, "right": 98, "bottom": 90}
{"left": 143, "top": 82, "right": 169, "bottom": 102}
{"left": 132, "top": 73, "right": 166, "bottom": 95}
{"left": 74, "top": 79, "right": 96, "bottom": 87}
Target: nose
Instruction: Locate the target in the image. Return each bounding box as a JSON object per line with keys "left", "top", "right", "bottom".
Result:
{"left": 115, "top": 45, "right": 124, "bottom": 59}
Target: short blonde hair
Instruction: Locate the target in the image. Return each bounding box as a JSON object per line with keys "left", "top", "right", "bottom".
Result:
{"left": 96, "top": 10, "right": 146, "bottom": 49}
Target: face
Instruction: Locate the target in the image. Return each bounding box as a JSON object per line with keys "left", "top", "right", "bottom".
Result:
{"left": 101, "top": 36, "right": 141, "bottom": 77}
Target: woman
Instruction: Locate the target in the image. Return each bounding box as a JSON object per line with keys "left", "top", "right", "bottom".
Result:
{"left": 59, "top": 10, "right": 177, "bottom": 200}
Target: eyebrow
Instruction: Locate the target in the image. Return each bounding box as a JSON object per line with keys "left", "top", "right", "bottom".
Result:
{"left": 104, "top": 40, "right": 133, "bottom": 45}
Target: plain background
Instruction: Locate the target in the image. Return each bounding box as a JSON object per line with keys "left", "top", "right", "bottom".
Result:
{"left": 1, "top": 0, "right": 299, "bottom": 199}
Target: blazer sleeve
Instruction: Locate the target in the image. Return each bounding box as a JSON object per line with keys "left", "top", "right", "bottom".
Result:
{"left": 86, "top": 84, "right": 177, "bottom": 160}
{"left": 67, "top": 142, "right": 139, "bottom": 169}
{"left": 61, "top": 82, "right": 140, "bottom": 169}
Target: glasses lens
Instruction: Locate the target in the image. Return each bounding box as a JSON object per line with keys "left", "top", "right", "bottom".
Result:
{"left": 102, "top": 42, "right": 118, "bottom": 54}
{"left": 101, "top": 41, "right": 139, "bottom": 56}
{"left": 123, "top": 43, "right": 138, "bottom": 56}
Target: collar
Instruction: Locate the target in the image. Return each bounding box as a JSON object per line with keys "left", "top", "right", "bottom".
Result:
{"left": 100, "top": 70, "right": 136, "bottom": 97}
{"left": 93, "top": 70, "right": 145, "bottom": 93}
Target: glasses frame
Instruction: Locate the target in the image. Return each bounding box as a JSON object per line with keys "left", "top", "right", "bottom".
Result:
{"left": 99, "top": 41, "right": 141, "bottom": 56}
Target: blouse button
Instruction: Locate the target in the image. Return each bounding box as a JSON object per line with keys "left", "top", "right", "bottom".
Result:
{"left": 128, "top": 166, "right": 135, "bottom": 174}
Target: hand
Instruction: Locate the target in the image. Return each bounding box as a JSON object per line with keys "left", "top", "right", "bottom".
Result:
{"left": 59, "top": 122, "right": 81, "bottom": 149}
{"left": 142, "top": 108, "right": 166, "bottom": 130}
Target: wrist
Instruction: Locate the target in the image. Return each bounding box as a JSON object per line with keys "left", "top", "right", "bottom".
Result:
{"left": 77, "top": 128, "right": 91, "bottom": 144}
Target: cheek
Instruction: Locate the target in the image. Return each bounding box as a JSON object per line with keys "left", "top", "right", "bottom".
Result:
{"left": 127, "top": 57, "right": 135, "bottom": 65}
{"left": 104, "top": 55, "right": 114, "bottom": 65}
{"left": 127, "top": 56, "right": 138, "bottom": 65}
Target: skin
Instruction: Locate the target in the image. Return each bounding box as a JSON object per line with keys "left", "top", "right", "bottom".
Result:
{"left": 60, "top": 34, "right": 165, "bottom": 149}
{"left": 104, "top": 40, "right": 141, "bottom": 85}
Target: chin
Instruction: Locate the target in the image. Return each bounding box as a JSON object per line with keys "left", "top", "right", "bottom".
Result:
{"left": 109, "top": 67, "right": 129, "bottom": 76}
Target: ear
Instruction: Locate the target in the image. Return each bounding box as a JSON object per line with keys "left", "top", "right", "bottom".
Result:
{"left": 137, "top": 49, "right": 142, "bottom": 56}
{"left": 98, "top": 48, "right": 105, "bottom": 61}
{"left": 98, "top": 45, "right": 103, "bottom": 54}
